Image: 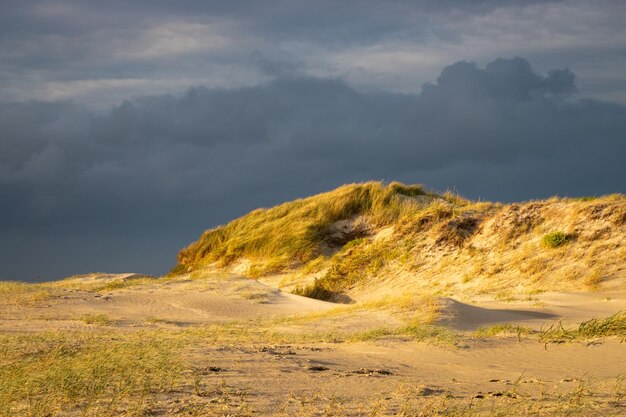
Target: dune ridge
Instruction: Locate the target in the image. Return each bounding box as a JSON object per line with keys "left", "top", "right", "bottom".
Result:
{"left": 173, "top": 181, "right": 626, "bottom": 303}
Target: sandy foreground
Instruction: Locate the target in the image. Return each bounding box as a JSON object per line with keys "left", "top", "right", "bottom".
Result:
{"left": 1, "top": 272, "right": 625, "bottom": 416}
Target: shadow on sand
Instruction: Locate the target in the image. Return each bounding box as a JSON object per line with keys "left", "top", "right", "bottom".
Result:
{"left": 438, "top": 298, "right": 560, "bottom": 330}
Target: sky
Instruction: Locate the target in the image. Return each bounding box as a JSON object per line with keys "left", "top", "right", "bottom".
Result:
{"left": 1, "top": 0, "right": 625, "bottom": 281}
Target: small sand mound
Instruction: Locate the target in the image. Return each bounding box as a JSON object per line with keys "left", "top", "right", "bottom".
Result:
{"left": 437, "top": 298, "right": 559, "bottom": 330}
{"left": 61, "top": 273, "right": 151, "bottom": 284}
{"left": 0, "top": 273, "right": 336, "bottom": 331}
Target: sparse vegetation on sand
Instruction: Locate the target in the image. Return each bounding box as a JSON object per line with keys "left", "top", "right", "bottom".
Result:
{"left": 1, "top": 268, "right": 625, "bottom": 416}
{"left": 51, "top": 274, "right": 157, "bottom": 293}
{"left": 1, "top": 315, "right": 624, "bottom": 416}
{"left": 0, "top": 331, "right": 181, "bottom": 416}
{"left": 540, "top": 312, "right": 626, "bottom": 344}
{"left": 0, "top": 281, "right": 52, "bottom": 306}
{"left": 80, "top": 313, "right": 113, "bottom": 326}
{"left": 474, "top": 324, "right": 532, "bottom": 341}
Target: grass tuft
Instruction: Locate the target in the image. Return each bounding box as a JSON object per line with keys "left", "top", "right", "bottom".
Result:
{"left": 80, "top": 313, "right": 113, "bottom": 326}
{"left": 540, "top": 312, "right": 626, "bottom": 344}
{"left": 474, "top": 324, "right": 532, "bottom": 341}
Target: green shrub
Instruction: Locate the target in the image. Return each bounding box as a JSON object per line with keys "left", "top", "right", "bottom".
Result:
{"left": 542, "top": 231, "right": 571, "bottom": 248}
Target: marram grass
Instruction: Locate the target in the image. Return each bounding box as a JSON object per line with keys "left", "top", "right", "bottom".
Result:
{"left": 174, "top": 181, "right": 432, "bottom": 273}
{"left": 540, "top": 312, "right": 626, "bottom": 343}
{"left": 171, "top": 181, "right": 626, "bottom": 302}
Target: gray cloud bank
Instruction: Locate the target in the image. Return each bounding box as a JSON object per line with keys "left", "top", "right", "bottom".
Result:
{"left": 1, "top": 57, "right": 625, "bottom": 280}
{"left": 2, "top": 0, "right": 626, "bottom": 107}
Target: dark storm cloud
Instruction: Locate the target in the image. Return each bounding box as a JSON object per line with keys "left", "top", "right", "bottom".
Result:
{"left": 429, "top": 58, "right": 577, "bottom": 99}
{"left": 1, "top": 57, "right": 625, "bottom": 280}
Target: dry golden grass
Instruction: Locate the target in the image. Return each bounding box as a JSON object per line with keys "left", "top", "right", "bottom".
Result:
{"left": 0, "top": 281, "right": 53, "bottom": 306}
{"left": 0, "top": 330, "right": 182, "bottom": 416}
{"left": 170, "top": 181, "right": 625, "bottom": 302}
{"left": 175, "top": 181, "right": 430, "bottom": 274}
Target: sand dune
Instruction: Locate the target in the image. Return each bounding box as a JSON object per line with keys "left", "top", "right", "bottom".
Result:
{"left": 437, "top": 289, "right": 626, "bottom": 330}
{"left": 437, "top": 297, "right": 560, "bottom": 330}
{"left": 0, "top": 273, "right": 335, "bottom": 331}
{"left": 1, "top": 271, "right": 624, "bottom": 415}
{"left": 3, "top": 272, "right": 624, "bottom": 333}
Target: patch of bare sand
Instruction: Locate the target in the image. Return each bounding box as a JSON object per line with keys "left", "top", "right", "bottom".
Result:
{"left": 176, "top": 338, "right": 625, "bottom": 415}
{"left": 437, "top": 297, "right": 559, "bottom": 330}
{"left": 0, "top": 272, "right": 335, "bottom": 331}
{"left": 438, "top": 289, "right": 626, "bottom": 330}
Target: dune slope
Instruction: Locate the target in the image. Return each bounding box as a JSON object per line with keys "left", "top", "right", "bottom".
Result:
{"left": 173, "top": 181, "right": 626, "bottom": 302}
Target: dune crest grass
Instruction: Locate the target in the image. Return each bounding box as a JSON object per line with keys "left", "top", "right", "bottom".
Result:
{"left": 171, "top": 181, "right": 626, "bottom": 302}
{"left": 175, "top": 181, "right": 433, "bottom": 274}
